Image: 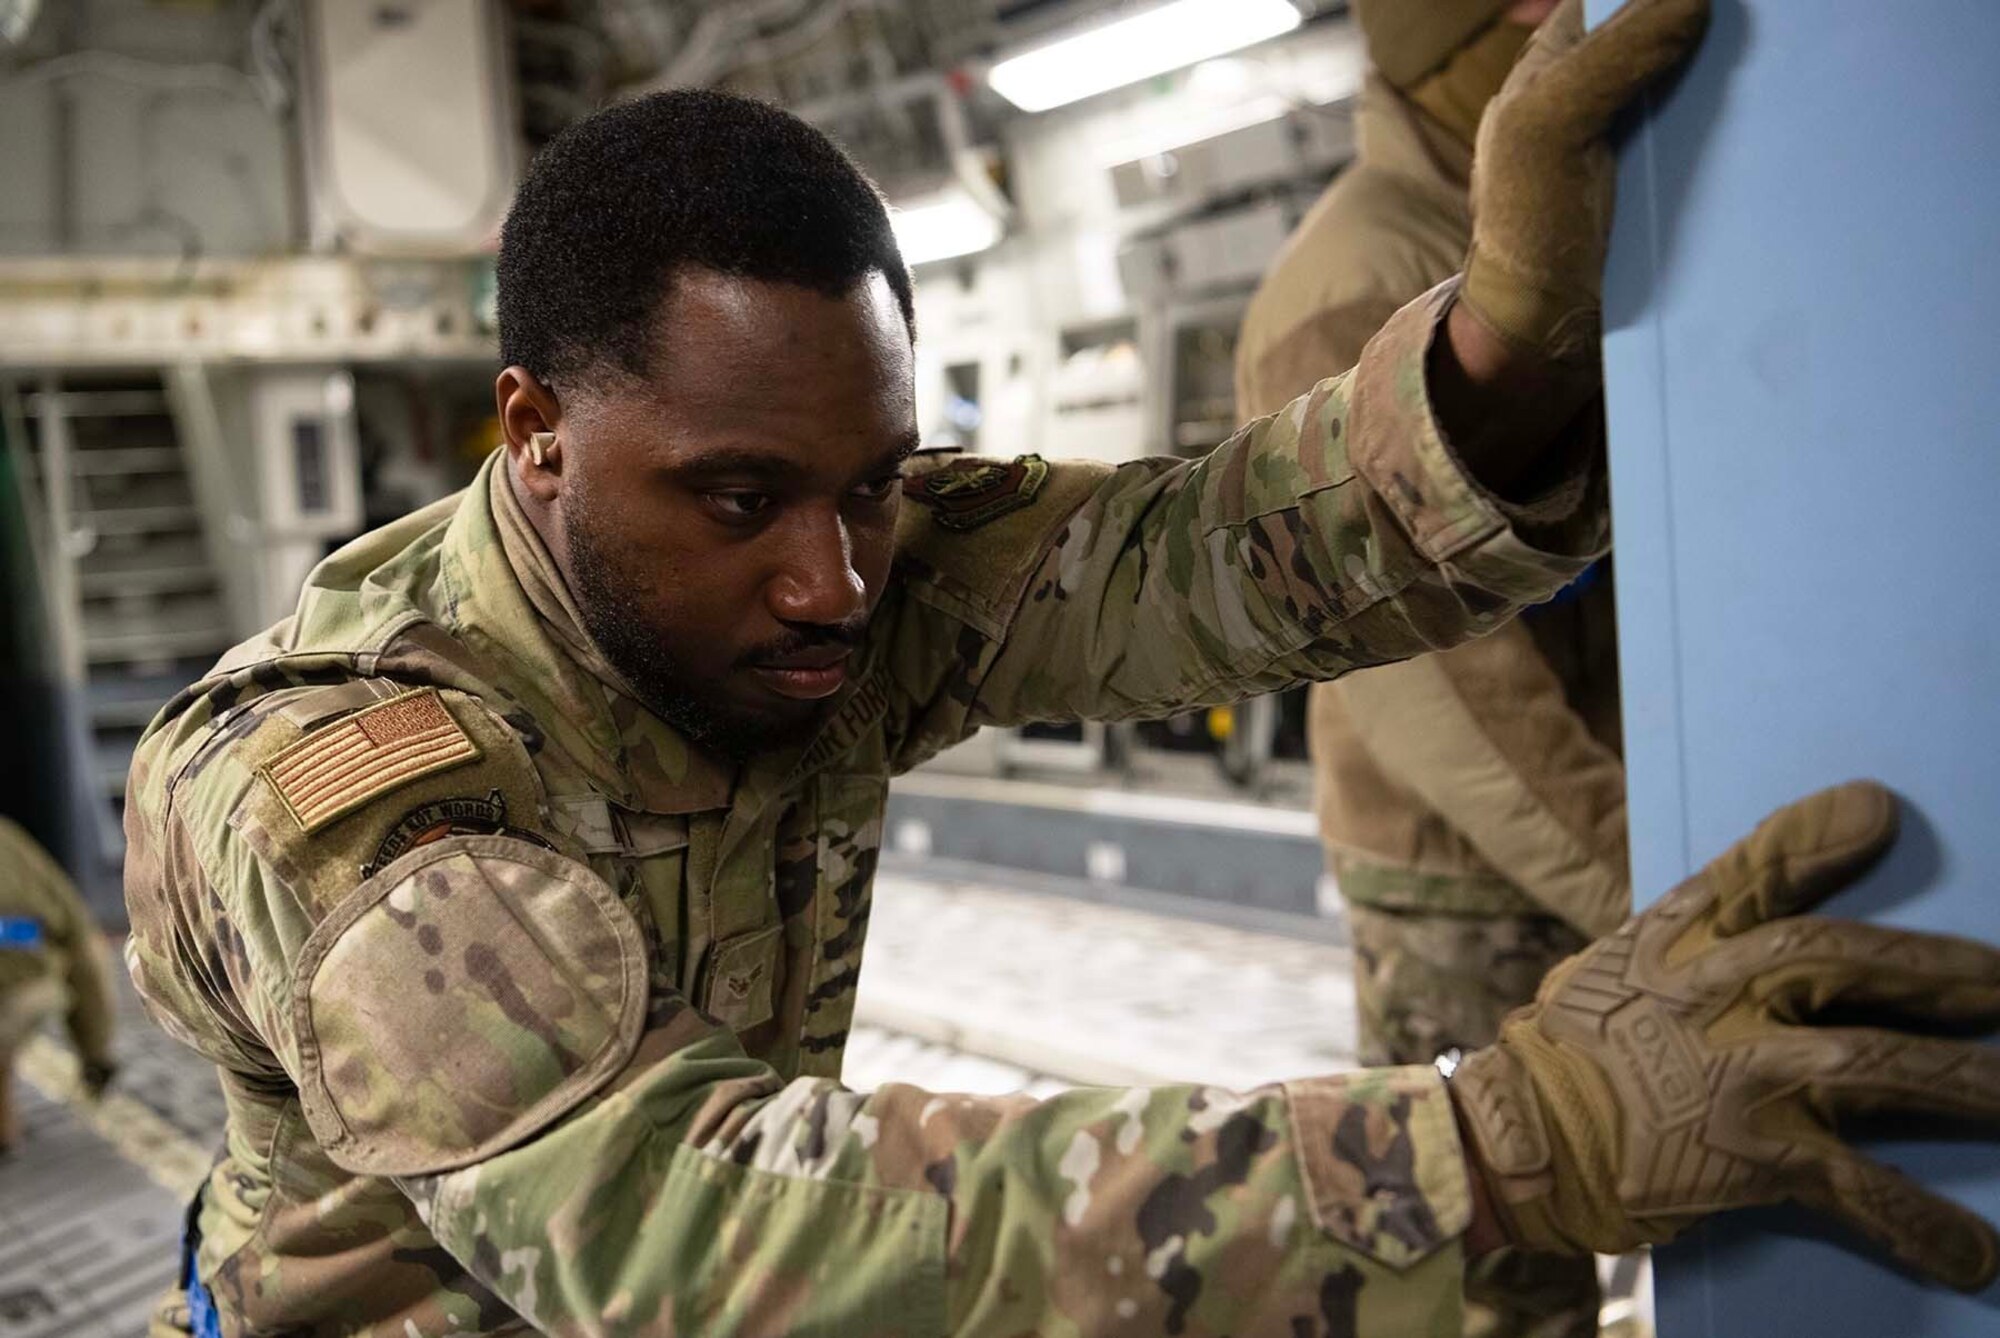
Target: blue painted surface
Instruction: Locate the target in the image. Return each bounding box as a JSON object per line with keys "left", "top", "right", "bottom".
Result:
{"left": 0, "top": 915, "right": 44, "bottom": 947}
{"left": 1587, "top": 0, "right": 2000, "bottom": 1331}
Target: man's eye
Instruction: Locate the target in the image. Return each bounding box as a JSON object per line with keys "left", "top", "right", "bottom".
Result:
{"left": 709, "top": 491, "right": 772, "bottom": 519}
{"left": 852, "top": 474, "right": 903, "bottom": 502}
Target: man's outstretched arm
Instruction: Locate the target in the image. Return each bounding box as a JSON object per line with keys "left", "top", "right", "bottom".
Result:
{"left": 891, "top": 0, "right": 1704, "bottom": 737}
{"left": 921, "top": 277, "right": 1608, "bottom": 735}
{"left": 146, "top": 695, "right": 1481, "bottom": 1337}
{"left": 153, "top": 714, "right": 2000, "bottom": 1335}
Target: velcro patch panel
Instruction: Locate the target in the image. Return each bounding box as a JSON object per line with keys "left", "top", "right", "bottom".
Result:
{"left": 259, "top": 688, "right": 482, "bottom": 834}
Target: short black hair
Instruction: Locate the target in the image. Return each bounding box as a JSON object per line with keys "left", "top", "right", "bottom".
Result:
{"left": 498, "top": 89, "right": 915, "bottom": 388}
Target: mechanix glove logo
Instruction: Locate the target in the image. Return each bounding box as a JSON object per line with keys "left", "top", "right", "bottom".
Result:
{"left": 904, "top": 453, "right": 1050, "bottom": 531}
{"left": 1602, "top": 995, "right": 1707, "bottom": 1129}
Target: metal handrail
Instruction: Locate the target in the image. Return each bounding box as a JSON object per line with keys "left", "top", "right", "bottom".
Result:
{"left": 0, "top": 376, "right": 51, "bottom": 586}
{"left": 7, "top": 376, "right": 90, "bottom": 689}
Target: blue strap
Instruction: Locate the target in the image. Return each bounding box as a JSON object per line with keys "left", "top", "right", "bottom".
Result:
{"left": 1536, "top": 558, "right": 1605, "bottom": 609}
{"left": 180, "top": 1194, "right": 223, "bottom": 1338}
{"left": 0, "top": 916, "right": 43, "bottom": 948}
{"left": 185, "top": 1260, "right": 222, "bottom": 1338}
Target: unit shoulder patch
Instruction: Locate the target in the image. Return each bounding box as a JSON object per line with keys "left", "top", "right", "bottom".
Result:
{"left": 903, "top": 453, "right": 1049, "bottom": 531}
{"left": 361, "top": 790, "right": 553, "bottom": 879}
{"left": 259, "top": 687, "right": 482, "bottom": 834}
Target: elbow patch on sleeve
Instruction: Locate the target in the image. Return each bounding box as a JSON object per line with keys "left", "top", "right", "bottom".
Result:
{"left": 292, "top": 833, "right": 648, "bottom": 1178}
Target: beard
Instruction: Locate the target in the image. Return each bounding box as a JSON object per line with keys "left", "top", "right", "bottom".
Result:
{"left": 565, "top": 495, "right": 847, "bottom": 762}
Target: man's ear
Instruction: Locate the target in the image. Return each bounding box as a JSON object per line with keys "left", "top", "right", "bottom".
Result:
{"left": 496, "top": 366, "right": 565, "bottom": 503}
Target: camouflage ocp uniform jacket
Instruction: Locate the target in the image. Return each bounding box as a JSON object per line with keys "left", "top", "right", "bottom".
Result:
{"left": 124, "top": 289, "right": 1605, "bottom": 1338}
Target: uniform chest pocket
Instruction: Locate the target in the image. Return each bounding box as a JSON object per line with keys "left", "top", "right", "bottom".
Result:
{"left": 797, "top": 773, "right": 889, "bottom": 1066}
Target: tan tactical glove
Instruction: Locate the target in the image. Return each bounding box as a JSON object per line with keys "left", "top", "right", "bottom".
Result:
{"left": 1462, "top": 0, "right": 1710, "bottom": 360}
{"left": 1453, "top": 781, "right": 2000, "bottom": 1292}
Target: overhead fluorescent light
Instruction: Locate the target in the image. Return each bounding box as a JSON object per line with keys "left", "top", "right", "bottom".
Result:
{"left": 989, "top": 0, "right": 1303, "bottom": 114}
{"left": 890, "top": 191, "right": 1004, "bottom": 267}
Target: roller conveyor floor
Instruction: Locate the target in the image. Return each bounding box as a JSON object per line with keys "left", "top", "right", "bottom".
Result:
{"left": 0, "top": 1078, "right": 186, "bottom": 1338}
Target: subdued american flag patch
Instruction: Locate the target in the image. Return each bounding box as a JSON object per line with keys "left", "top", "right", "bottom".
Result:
{"left": 260, "top": 688, "right": 482, "bottom": 833}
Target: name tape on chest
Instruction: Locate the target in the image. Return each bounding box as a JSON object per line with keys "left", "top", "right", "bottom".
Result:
{"left": 260, "top": 688, "right": 482, "bottom": 834}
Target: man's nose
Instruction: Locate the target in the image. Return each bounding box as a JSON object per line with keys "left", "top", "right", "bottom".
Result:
{"left": 767, "top": 509, "right": 866, "bottom": 627}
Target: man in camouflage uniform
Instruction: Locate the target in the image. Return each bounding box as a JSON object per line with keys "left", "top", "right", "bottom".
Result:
{"left": 124, "top": 5, "right": 2000, "bottom": 1334}
{"left": 1237, "top": 2, "right": 1624, "bottom": 1332}
{"left": 0, "top": 815, "right": 117, "bottom": 1152}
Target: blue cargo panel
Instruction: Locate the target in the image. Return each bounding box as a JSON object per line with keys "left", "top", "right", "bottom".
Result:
{"left": 1588, "top": 0, "right": 2000, "bottom": 1331}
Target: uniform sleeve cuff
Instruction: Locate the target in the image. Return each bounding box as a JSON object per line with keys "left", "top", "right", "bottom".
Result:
{"left": 1346, "top": 279, "right": 1609, "bottom": 603}
{"left": 1282, "top": 1064, "right": 1472, "bottom": 1271}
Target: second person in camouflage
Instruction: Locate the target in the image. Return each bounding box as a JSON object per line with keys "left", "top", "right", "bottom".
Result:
{"left": 1236, "top": 2, "right": 1624, "bottom": 1333}
{"left": 0, "top": 815, "right": 117, "bottom": 1154}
